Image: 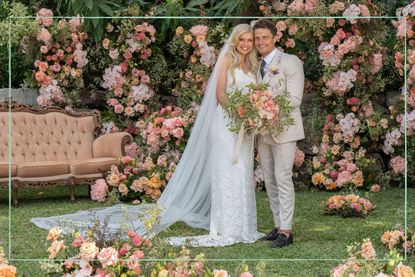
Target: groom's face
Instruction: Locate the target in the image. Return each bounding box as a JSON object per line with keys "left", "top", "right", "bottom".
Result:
{"left": 254, "top": 28, "right": 277, "bottom": 57}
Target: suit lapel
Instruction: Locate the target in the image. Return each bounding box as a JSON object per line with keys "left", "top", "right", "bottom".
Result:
{"left": 261, "top": 49, "right": 282, "bottom": 84}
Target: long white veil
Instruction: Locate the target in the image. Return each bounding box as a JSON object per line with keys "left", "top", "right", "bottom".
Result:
{"left": 31, "top": 43, "right": 231, "bottom": 238}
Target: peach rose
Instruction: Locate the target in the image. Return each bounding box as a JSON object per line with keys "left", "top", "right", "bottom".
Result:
{"left": 80, "top": 241, "right": 99, "bottom": 260}
{"left": 48, "top": 240, "right": 66, "bottom": 259}
{"left": 47, "top": 226, "right": 62, "bottom": 241}
{"left": 393, "top": 263, "right": 414, "bottom": 277}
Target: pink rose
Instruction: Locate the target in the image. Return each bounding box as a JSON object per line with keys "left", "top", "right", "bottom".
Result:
{"left": 72, "top": 235, "right": 84, "bottom": 248}
{"left": 97, "top": 247, "right": 119, "bottom": 268}
{"left": 132, "top": 235, "right": 142, "bottom": 246}
{"left": 114, "top": 104, "right": 124, "bottom": 114}
{"left": 141, "top": 75, "right": 150, "bottom": 84}
{"left": 37, "top": 28, "right": 52, "bottom": 45}
{"left": 172, "top": 128, "right": 184, "bottom": 138}
{"left": 370, "top": 184, "right": 380, "bottom": 193}
{"left": 36, "top": 8, "right": 53, "bottom": 27}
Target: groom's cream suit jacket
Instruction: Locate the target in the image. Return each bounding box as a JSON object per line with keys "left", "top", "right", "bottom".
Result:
{"left": 257, "top": 48, "right": 305, "bottom": 143}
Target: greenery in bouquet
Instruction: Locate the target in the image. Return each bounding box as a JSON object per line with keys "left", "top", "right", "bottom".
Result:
{"left": 225, "top": 83, "right": 295, "bottom": 137}
{"left": 324, "top": 193, "right": 374, "bottom": 218}
{"left": 136, "top": 105, "right": 197, "bottom": 154}
{"left": 105, "top": 153, "right": 179, "bottom": 203}
{"left": 381, "top": 227, "right": 415, "bottom": 256}
{"left": 101, "top": 18, "right": 159, "bottom": 132}
{"left": 331, "top": 238, "right": 414, "bottom": 277}
{"left": 20, "top": 8, "right": 89, "bottom": 107}
{"left": 169, "top": 24, "right": 222, "bottom": 108}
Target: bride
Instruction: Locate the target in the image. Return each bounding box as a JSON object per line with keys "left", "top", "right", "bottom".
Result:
{"left": 32, "top": 24, "right": 263, "bottom": 247}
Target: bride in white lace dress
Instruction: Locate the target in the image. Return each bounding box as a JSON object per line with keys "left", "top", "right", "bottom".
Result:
{"left": 167, "top": 24, "right": 263, "bottom": 246}
{"left": 31, "top": 24, "right": 263, "bottom": 247}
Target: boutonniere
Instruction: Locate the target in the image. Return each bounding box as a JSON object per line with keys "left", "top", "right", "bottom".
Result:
{"left": 268, "top": 65, "right": 279, "bottom": 75}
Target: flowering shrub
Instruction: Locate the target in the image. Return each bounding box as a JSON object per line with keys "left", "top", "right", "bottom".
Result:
{"left": 309, "top": 110, "right": 388, "bottom": 190}
{"left": 105, "top": 153, "right": 179, "bottom": 203}
{"left": 102, "top": 20, "right": 157, "bottom": 132}
{"left": 28, "top": 9, "right": 89, "bottom": 107}
{"left": 136, "top": 105, "right": 197, "bottom": 154}
{"left": 169, "top": 24, "right": 223, "bottom": 107}
{"left": 324, "top": 194, "right": 374, "bottom": 217}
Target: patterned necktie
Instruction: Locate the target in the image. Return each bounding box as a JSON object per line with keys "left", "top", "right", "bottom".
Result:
{"left": 260, "top": 59, "right": 266, "bottom": 78}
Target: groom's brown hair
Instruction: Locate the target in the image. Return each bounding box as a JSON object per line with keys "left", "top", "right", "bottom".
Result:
{"left": 253, "top": 19, "right": 277, "bottom": 36}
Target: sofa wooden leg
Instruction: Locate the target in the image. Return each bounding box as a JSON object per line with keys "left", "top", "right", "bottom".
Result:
{"left": 12, "top": 183, "right": 19, "bottom": 207}
{"left": 69, "top": 179, "right": 75, "bottom": 202}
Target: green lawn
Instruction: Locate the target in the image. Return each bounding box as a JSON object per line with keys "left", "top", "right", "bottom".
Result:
{"left": 0, "top": 186, "right": 414, "bottom": 276}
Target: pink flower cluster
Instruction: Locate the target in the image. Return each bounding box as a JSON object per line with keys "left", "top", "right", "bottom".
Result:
{"left": 338, "top": 113, "right": 361, "bottom": 142}
{"left": 91, "top": 178, "right": 109, "bottom": 202}
{"left": 342, "top": 4, "right": 371, "bottom": 24}
{"left": 273, "top": 20, "right": 298, "bottom": 47}
{"left": 325, "top": 69, "right": 357, "bottom": 96}
{"left": 287, "top": 0, "right": 317, "bottom": 15}
{"left": 47, "top": 228, "right": 151, "bottom": 275}
{"left": 326, "top": 194, "right": 374, "bottom": 217}
{"left": 389, "top": 155, "right": 405, "bottom": 175}
{"left": 381, "top": 228, "right": 414, "bottom": 255}
{"left": 382, "top": 129, "right": 402, "bottom": 154}
{"left": 198, "top": 41, "right": 216, "bottom": 67}
{"left": 34, "top": 9, "right": 88, "bottom": 106}
{"left": 141, "top": 106, "right": 195, "bottom": 154}
{"left": 318, "top": 30, "right": 363, "bottom": 67}
{"left": 102, "top": 22, "right": 156, "bottom": 124}
{"left": 105, "top": 153, "right": 179, "bottom": 202}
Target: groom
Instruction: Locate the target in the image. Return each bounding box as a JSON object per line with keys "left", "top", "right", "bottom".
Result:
{"left": 253, "top": 19, "right": 305, "bottom": 248}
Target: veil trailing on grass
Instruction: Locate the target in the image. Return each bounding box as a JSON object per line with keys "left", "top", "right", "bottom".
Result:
{"left": 31, "top": 43, "right": 231, "bottom": 238}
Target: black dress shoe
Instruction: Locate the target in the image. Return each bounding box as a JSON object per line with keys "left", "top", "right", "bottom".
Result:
{"left": 270, "top": 233, "right": 293, "bottom": 248}
{"left": 259, "top": 228, "right": 280, "bottom": 241}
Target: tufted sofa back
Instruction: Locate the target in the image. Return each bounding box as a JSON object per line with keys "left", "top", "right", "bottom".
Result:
{"left": 0, "top": 109, "right": 98, "bottom": 163}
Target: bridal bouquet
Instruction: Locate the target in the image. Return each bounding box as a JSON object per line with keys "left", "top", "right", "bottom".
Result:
{"left": 225, "top": 83, "right": 294, "bottom": 136}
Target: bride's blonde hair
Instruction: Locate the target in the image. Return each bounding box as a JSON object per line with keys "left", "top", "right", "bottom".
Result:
{"left": 226, "top": 24, "right": 258, "bottom": 85}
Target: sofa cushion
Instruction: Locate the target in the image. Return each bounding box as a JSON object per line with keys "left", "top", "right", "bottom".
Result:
{"left": 69, "top": 157, "right": 117, "bottom": 175}
{"left": 0, "top": 162, "right": 17, "bottom": 177}
{"left": 17, "top": 161, "right": 70, "bottom": 178}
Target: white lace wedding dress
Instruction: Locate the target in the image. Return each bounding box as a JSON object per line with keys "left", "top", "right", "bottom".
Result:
{"left": 167, "top": 68, "right": 264, "bottom": 247}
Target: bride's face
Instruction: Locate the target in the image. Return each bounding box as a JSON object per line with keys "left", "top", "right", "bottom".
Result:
{"left": 235, "top": 32, "right": 253, "bottom": 56}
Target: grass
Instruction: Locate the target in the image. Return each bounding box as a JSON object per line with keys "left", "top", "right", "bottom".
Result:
{"left": 0, "top": 185, "right": 414, "bottom": 276}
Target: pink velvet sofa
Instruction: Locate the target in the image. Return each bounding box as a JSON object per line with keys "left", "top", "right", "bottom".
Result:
{"left": 0, "top": 101, "right": 132, "bottom": 206}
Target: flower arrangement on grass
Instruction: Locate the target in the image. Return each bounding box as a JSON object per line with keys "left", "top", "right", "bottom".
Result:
{"left": 324, "top": 194, "right": 374, "bottom": 217}
{"left": 381, "top": 227, "right": 415, "bottom": 256}
{"left": 331, "top": 238, "right": 414, "bottom": 277}
{"left": 105, "top": 153, "right": 179, "bottom": 203}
